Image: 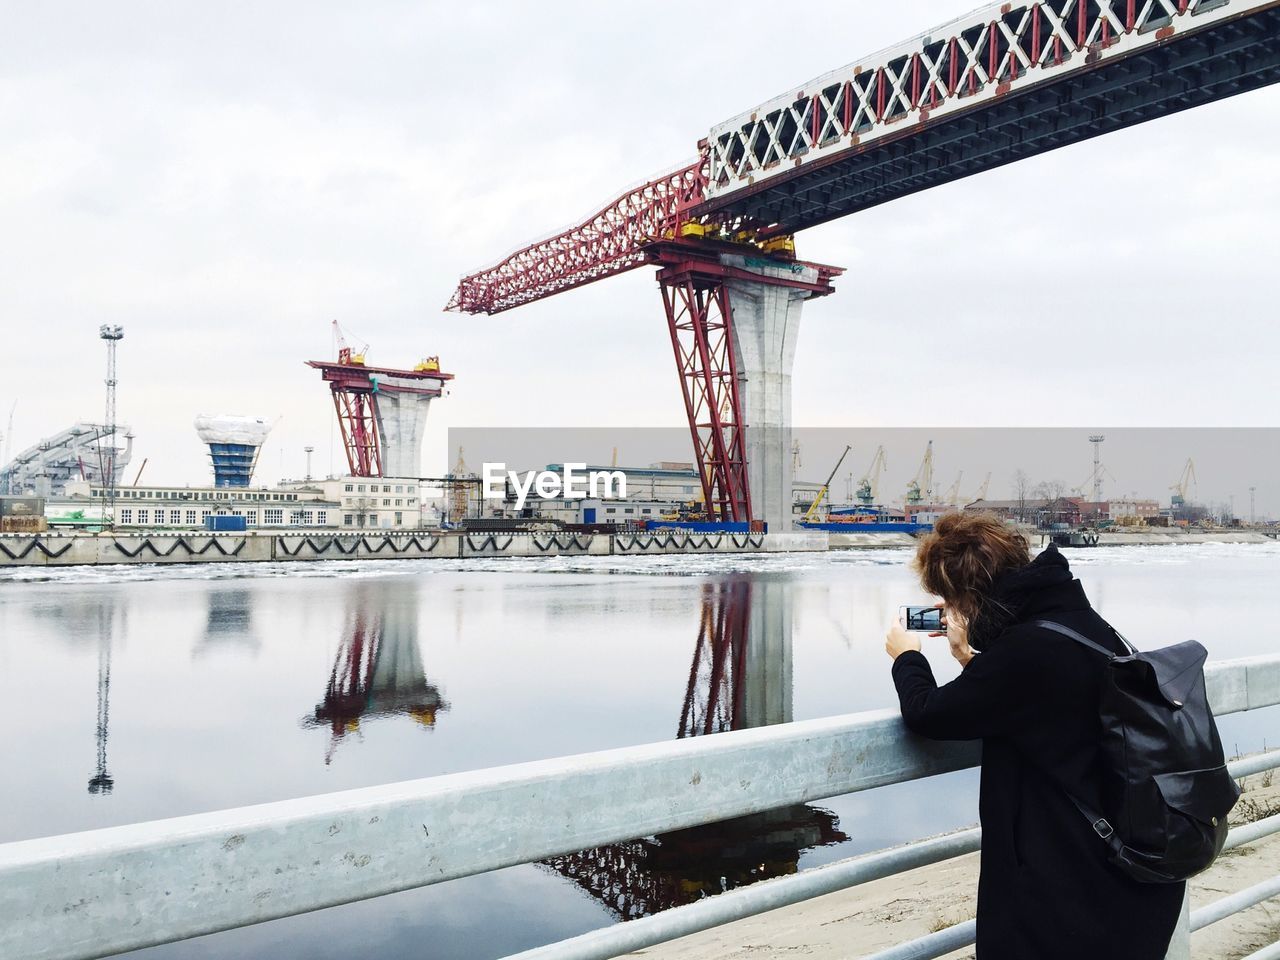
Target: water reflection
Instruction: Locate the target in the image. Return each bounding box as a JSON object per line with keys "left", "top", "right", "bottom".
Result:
{"left": 88, "top": 600, "right": 122, "bottom": 795}
{"left": 195, "top": 589, "right": 259, "bottom": 657}
{"left": 303, "top": 582, "right": 450, "bottom": 764}
{"left": 545, "top": 577, "right": 846, "bottom": 918}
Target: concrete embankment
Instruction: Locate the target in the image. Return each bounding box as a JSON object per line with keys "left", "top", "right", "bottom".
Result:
{"left": 828, "top": 530, "right": 1279, "bottom": 550}
{"left": 0, "top": 529, "right": 828, "bottom": 568}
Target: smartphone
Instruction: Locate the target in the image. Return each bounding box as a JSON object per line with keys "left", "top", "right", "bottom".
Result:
{"left": 900, "top": 605, "right": 945, "bottom": 633}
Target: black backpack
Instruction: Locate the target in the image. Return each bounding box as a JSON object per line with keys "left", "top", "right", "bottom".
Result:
{"left": 1032, "top": 620, "right": 1241, "bottom": 883}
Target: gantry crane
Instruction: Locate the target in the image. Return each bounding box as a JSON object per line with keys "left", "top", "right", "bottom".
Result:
{"left": 905, "top": 442, "right": 934, "bottom": 506}
{"left": 855, "top": 446, "right": 887, "bottom": 507}
{"left": 1171, "top": 459, "right": 1198, "bottom": 509}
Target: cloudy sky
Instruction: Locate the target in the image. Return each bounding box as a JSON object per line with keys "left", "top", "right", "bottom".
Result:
{"left": 2, "top": 1, "right": 1277, "bottom": 494}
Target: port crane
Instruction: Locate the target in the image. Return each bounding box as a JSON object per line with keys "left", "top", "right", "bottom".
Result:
{"left": 941, "top": 472, "right": 965, "bottom": 508}
{"left": 802, "top": 445, "right": 851, "bottom": 523}
{"left": 905, "top": 442, "right": 935, "bottom": 506}
{"left": 1171, "top": 458, "right": 1198, "bottom": 508}
{"left": 969, "top": 472, "right": 992, "bottom": 504}
{"left": 855, "top": 446, "right": 887, "bottom": 507}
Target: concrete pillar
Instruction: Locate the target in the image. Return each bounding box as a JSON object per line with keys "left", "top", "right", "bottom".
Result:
{"left": 739, "top": 578, "right": 793, "bottom": 729}
{"left": 723, "top": 255, "right": 821, "bottom": 533}
{"left": 373, "top": 378, "right": 435, "bottom": 478}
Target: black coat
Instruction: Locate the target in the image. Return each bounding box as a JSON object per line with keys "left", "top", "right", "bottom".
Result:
{"left": 891, "top": 546, "right": 1184, "bottom": 960}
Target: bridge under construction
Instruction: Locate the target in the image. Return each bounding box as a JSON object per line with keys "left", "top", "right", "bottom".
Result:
{"left": 449, "top": 0, "right": 1280, "bottom": 532}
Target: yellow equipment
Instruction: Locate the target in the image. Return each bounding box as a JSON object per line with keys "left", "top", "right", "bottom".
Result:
{"left": 415, "top": 356, "right": 441, "bottom": 372}
{"left": 759, "top": 235, "right": 796, "bottom": 256}
{"left": 1171, "top": 458, "right": 1197, "bottom": 508}
{"left": 970, "top": 472, "right": 992, "bottom": 504}
{"left": 942, "top": 471, "right": 965, "bottom": 508}
{"left": 803, "top": 445, "right": 852, "bottom": 523}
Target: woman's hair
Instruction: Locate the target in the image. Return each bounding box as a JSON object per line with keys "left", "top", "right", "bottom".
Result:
{"left": 913, "top": 512, "right": 1031, "bottom": 622}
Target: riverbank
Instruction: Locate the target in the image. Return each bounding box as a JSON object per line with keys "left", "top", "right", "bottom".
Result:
{"left": 0, "top": 528, "right": 829, "bottom": 567}
{"left": 631, "top": 768, "right": 1280, "bottom": 959}
{"left": 828, "top": 529, "right": 1278, "bottom": 550}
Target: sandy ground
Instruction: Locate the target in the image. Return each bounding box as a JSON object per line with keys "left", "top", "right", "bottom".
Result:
{"left": 630, "top": 770, "right": 1280, "bottom": 959}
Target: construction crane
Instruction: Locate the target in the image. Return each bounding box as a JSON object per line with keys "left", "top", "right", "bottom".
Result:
{"left": 448, "top": 447, "right": 473, "bottom": 524}
{"left": 941, "top": 472, "right": 964, "bottom": 508}
{"left": 855, "top": 446, "right": 887, "bottom": 507}
{"left": 905, "top": 442, "right": 934, "bottom": 506}
{"left": 331, "top": 319, "right": 369, "bottom": 366}
{"left": 1171, "top": 459, "right": 1198, "bottom": 509}
{"left": 969, "top": 472, "right": 992, "bottom": 504}
{"left": 802, "top": 445, "right": 851, "bottom": 523}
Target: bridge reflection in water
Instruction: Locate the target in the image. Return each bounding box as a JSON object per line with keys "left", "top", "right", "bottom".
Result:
{"left": 544, "top": 578, "right": 848, "bottom": 919}
{"left": 303, "top": 582, "right": 449, "bottom": 764}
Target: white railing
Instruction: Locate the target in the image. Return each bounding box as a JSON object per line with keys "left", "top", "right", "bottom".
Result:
{"left": 0, "top": 653, "right": 1277, "bottom": 960}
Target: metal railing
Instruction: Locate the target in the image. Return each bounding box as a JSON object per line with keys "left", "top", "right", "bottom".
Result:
{"left": 1, "top": 653, "right": 1277, "bottom": 960}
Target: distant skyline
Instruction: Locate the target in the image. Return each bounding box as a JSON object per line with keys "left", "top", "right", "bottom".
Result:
{"left": 3, "top": 2, "right": 1278, "bottom": 490}
{"left": 451, "top": 428, "right": 1279, "bottom": 519}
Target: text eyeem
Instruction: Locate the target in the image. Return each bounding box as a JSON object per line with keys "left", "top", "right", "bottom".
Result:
{"left": 482, "top": 463, "right": 627, "bottom": 511}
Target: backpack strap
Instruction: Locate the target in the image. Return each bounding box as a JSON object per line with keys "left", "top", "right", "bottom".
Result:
{"left": 1031, "top": 619, "right": 1137, "bottom": 853}
{"left": 1030, "top": 619, "right": 1119, "bottom": 659}
{"left": 1067, "top": 791, "right": 1128, "bottom": 859}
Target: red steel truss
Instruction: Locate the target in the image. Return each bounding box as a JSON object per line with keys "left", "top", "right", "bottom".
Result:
{"left": 445, "top": 160, "right": 707, "bottom": 315}
{"left": 332, "top": 389, "right": 382, "bottom": 478}
{"left": 678, "top": 580, "right": 751, "bottom": 738}
{"left": 446, "top": 0, "right": 1277, "bottom": 316}
{"left": 659, "top": 262, "right": 749, "bottom": 524}
{"left": 651, "top": 241, "right": 840, "bottom": 525}
{"left": 307, "top": 359, "right": 453, "bottom": 478}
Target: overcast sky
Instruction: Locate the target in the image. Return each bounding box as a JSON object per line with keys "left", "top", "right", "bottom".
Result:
{"left": 2, "top": 1, "right": 1277, "bottom": 492}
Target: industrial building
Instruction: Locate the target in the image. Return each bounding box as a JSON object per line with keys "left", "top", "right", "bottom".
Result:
{"left": 51, "top": 476, "right": 434, "bottom": 532}
{"left": 281, "top": 477, "right": 429, "bottom": 530}
{"left": 57, "top": 480, "right": 339, "bottom": 530}
{"left": 0, "top": 424, "right": 133, "bottom": 496}
{"left": 478, "top": 461, "right": 825, "bottom": 528}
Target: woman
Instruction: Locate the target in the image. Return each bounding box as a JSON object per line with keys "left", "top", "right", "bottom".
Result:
{"left": 884, "top": 512, "right": 1183, "bottom": 960}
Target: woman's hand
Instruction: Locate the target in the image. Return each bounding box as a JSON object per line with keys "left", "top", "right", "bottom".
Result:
{"left": 932, "top": 604, "right": 976, "bottom": 668}
{"left": 885, "top": 618, "right": 922, "bottom": 661}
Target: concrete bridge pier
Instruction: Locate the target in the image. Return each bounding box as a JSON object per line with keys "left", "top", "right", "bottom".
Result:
{"left": 739, "top": 577, "right": 793, "bottom": 729}
{"left": 723, "top": 255, "right": 828, "bottom": 534}
{"left": 373, "top": 378, "right": 436, "bottom": 478}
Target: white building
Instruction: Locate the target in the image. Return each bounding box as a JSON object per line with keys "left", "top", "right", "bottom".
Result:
{"left": 59, "top": 479, "right": 339, "bottom": 530}
{"left": 282, "top": 477, "right": 429, "bottom": 530}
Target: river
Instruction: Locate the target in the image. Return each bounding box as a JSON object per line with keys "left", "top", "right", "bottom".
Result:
{"left": 3, "top": 543, "right": 1278, "bottom": 958}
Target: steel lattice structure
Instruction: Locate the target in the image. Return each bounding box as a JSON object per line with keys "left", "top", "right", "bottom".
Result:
{"left": 652, "top": 241, "right": 839, "bottom": 523}
{"left": 449, "top": 0, "right": 1280, "bottom": 316}
{"left": 446, "top": 0, "right": 1280, "bottom": 524}
{"left": 445, "top": 162, "right": 706, "bottom": 315}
